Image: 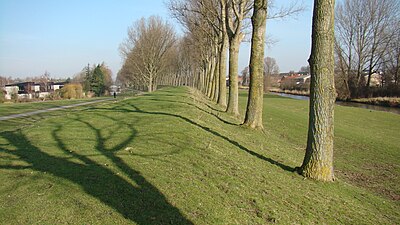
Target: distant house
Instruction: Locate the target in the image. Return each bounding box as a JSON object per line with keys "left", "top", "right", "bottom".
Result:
{"left": 226, "top": 75, "right": 245, "bottom": 87}
{"left": 50, "top": 82, "right": 66, "bottom": 91}
{"left": 279, "top": 74, "right": 300, "bottom": 85}
{"left": 364, "top": 72, "right": 382, "bottom": 87}
{"left": 280, "top": 74, "right": 310, "bottom": 90}
{"left": 4, "top": 82, "right": 38, "bottom": 99}
{"left": 3, "top": 81, "right": 67, "bottom": 100}
{"left": 3, "top": 85, "right": 18, "bottom": 100}
{"left": 295, "top": 74, "right": 311, "bottom": 85}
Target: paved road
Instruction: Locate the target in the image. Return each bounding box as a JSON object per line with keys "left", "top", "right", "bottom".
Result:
{"left": 0, "top": 98, "right": 113, "bottom": 121}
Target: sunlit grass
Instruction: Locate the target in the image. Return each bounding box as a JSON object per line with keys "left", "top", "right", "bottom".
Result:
{"left": 0, "top": 97, "right": 109, "bottom": 117}
{"left": 0, "top": 87, "right": 398, "bottom": 224}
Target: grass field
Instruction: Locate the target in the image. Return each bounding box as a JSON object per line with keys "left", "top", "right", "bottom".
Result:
{"left": 0, "top": 87, "right": 399, "bottom": 224}
{"left": 0, "top": 98, "right": 109, "bottom": 117}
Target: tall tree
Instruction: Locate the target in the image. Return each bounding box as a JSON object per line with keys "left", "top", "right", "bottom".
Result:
{"left": 335, "top": 0, "right": 399, "bottom": 98}
{"left": 298, "top": 0, "right": 336, "bottom": 181}
{"left": 99, "top": 62, "right": 113, "bottom": 93}
{"left": 168, "top": 0, "right": 228, "bottom": 106}
{"left": 120, "top": 16, "right": 176, "bottom": 92}
{"left": 225, "top": 0, "right": 251, "bottom": 116}
{"left": 240, "top": 66, "right": 249, "bottom": 86}
{"left": 242, "top": 0, "right": 268, "bottom": 129}
{"left": 364, "top": 0, "right": 399, "bottom": 90}
{"left": 263, "top": 56, "right": 279, "bottom": 92}
{"left": 91, "top": 65, "right": 106, "bottom": 97}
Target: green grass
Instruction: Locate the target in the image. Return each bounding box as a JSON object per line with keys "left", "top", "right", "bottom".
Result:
{"left": 0, "top": 87, "right": 399, "bottom": 224}
{"left": 0, "top": 98, "right": 109, "bottom": 117}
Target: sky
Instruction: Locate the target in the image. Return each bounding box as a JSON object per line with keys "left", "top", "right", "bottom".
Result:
{"left": 0, "top": 0, "right": 313, "bottom": 79}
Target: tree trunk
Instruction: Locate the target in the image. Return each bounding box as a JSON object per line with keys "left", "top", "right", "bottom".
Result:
{"left": 299, "top": 0, "right": 336, "bottom": 182}
{"left": 206, "top": 60, "right": 213, "bottom": 97}
{"left": 207, "top": 58, "right": 216, "bottom": 98}
{"left": 226, "top": 39, "right": 240, "bottom": 115}
{"left": 148, "top": 74, "right": 153, "bottom": 92}
{"left": 242, "top": 0, "right": 267, "bottom": 129}
{"left": 213, "top": 55, "right": 220, "bottom": 102}
{"left": 218, "top": 7, "right": 228, "bottom": 108}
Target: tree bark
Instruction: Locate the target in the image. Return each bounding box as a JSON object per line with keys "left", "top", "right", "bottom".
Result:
{"left": 299, "top": 0, "right": 336, "bottom": 182}
{"left": 213, "top": 54, "right": 220, "bottom": 102}
{"left": 242, "top": 0, "right": 267, "bottom": 129}
{"left": 218, "top": 3, "right": 228, "bottom": 108}
{"left": 148, "top": 74, "right": 153, "bottom": 92}
{"left": 226, "top": 39, "right": 240, "bottom": 115}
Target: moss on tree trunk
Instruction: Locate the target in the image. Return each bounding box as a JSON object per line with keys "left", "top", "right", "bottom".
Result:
{"left": 226, "top": 40, "right": 240, "bottom": 116}
{"left": 299, "top": 0, "right": 336, "bottom": 182}
{"left": 218, "top": 9, "right": 228, "bottom": 108}
{"left": 243, "top": 0, "right": 267, "bottom": 129}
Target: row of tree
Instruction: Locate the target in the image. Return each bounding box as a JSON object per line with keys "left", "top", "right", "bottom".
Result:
{"left": 117, "top": 0, "right": 336, "bottom": 182}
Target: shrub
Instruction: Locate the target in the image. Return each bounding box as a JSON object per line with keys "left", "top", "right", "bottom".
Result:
{"left": 0, "top": 90, "right": 5, "bottom": 103}
{"left": 11, "top": 93, "right": 18, "bottom": 103}
{"left": 61, "top": 83, "right": 84, "bottom": 99}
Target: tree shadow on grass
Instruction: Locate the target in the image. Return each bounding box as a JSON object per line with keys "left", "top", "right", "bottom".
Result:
{"left": 146, "top": 98, "right": 238, "bottom": 126}
{"left": 127, "top": 103, "right": 294, "bottom": 173}
{"left": 0, "top": 114, "right": 193, "bottom": 224}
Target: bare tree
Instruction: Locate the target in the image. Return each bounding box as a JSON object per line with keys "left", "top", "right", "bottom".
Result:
{"left": 0, "top": 76, "right": 14, "bottom": 87}
{"left": 335, "top": 0, "right": 400, "bottom": 98}
{"left": 299, "top": 65, "right": 310, "bottom": 73}
{"left": 225, "top": 0, "right": 252, "bottom": 116}
{"left": 365, "top": 0, "right": 399, "bottom": 90}
{"left": 384, "top": 24, "right": 400, "bottom": 87}
{"left": 298, "top": 0, "right": 336, "bottom": 182}
{"left": 168, "top": 0, "right": 228, "bottom": 106}
{"left": 242, "top": 0, "right": 268, "bottom": 129}
{"left": 240, "top": 66, "right": 249, "bottom": 86}
{"left": 99, "top": 62, "right": 113, "bottom": 93}
{"left": 243, "top": 0, "right": 303, "bottom": 129}
{"left": 263, "top": 56, "right": 279, "bottom": 92}
{"left": 119, "top": 16, "right": 176, "bottom": 92}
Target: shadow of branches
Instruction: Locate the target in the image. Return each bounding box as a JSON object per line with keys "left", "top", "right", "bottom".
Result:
{"left": 0, "top": 112, "right": 193, "bottom": 224}
{"left": 126, "top": 103, "right": 294, "bottom": 173}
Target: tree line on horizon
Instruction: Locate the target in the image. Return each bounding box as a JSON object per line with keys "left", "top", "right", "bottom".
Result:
{"left": 117, "top": 0, "right": 338, "bottom": 182}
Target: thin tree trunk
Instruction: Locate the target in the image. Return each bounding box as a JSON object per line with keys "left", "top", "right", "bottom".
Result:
{"left": 218, "top": 5, "right": 228, "bottom": 108}
{"left": 242, "top": 0, "right": 267, "bottom": 129}
{"left": 207, "top": 58, "right": 216, "bottom": 98}
{"left": 148, "top": 74, "right": 153, "bottom": 92}
{"left": 213, "top": 55, "right": 220, "bottom": 102}
{"left": 299, "top": 0, "right": 336, "bottom": 182}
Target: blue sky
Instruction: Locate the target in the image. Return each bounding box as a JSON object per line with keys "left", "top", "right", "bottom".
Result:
{"left": 0, "top": 0, "right": 313, "bottom": 79}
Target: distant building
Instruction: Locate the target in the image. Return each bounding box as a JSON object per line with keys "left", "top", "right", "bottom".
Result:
{"left": 295, "top": 74, "right": 311, "bottom": 85}
{"left": 110, "top": 85, "right": 121, "bottom": 94}
{"left": 3, "top": 81, "right": 67, "bottom": 100}
{"left": 279, "top": 73, "right": 310, "bottom": 91}
{"left": 50, "top": 82, "right": 66, "bottom": 91}
{"left": 3, "top": 85, "right": 18, "bottom": 100}
{"left": 364, "top": 72, "right": 382, "bottom": 87}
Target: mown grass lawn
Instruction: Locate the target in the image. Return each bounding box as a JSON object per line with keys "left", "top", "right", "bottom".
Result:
{"left": 0, "top": 98, "right": 110, "bottom": 117}
{"left": 0, "top": 87, "right": 398, "bottom": 224}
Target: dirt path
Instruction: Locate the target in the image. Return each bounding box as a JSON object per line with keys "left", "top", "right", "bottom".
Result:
{"left": 0, "top": 98, "right": 113, "bottom": 121}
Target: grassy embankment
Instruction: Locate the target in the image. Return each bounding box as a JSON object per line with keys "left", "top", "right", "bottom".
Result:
{"left": 0, "top": 87, "right": 399, "bottom": 224}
